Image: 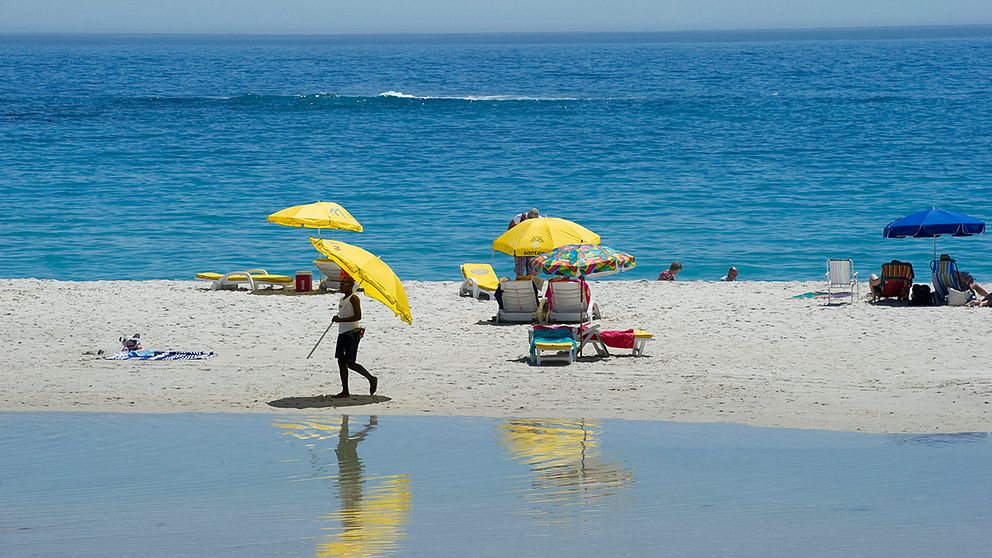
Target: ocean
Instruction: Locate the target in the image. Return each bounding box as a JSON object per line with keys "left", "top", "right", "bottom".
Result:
{"left": 2, "top": 29, "right": 991, "bottom": 282}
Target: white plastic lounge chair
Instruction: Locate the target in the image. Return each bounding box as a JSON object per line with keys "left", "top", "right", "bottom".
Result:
{"left": 545, "top": 280, "right": 601, "bottom": 323}
{"left": 578, "top": 324, "right": 610, "bottom": 357}
{"left": 313, "top": 258, "right": 345, "bottom": 292}
{"left": 496, "top": 280, "right": 542, "bottom": 323}
{"left": 578, "top": 324, "right": 654, "bottom": 357}
{"left": 459, "top": 263, "right": 501, "bottom": 300}
{"left": 195, "top": 269, "right": 294, "bottom": 293}
{"left": 529, "top": 326, "right": 577, "bottom": 365}
{"left": 825, "top": 258, "right": 858, "bottom": 304}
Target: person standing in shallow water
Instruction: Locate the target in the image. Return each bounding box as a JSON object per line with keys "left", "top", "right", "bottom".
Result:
{"left": 331, "top": 276, "right": 377, "bottom": 398}
{"left": 658, "top": 261, "right": 682, "bottom": 281}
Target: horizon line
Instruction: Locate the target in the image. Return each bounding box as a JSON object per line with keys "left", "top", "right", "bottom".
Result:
{"left": 3, "top": 22, "right": 992, "bottom": 39}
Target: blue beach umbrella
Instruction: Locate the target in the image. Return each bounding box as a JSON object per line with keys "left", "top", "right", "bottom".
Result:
{"left": 883, "top": 207, "right": 985, "bottom": 260}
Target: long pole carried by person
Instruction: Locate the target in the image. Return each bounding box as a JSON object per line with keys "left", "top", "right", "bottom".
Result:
{"left": 307, "top": 319, "right": 336, "bottom": 359}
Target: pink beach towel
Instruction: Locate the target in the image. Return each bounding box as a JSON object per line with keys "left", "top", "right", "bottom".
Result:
{"left": 599, "top": 329, "right": 635, "bottom": 349}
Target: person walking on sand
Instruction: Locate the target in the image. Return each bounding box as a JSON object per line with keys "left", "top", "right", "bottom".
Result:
{"left": 330, "top": 276, "right": 377, "bottom": 398}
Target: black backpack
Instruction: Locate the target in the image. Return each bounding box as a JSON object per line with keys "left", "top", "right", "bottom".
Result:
{"left": 909, "top": 284, "right": 932, "bottom": 306}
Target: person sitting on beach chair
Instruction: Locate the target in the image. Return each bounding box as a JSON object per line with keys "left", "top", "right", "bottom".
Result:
{"left": 931, "top": 254, "right": 973, "bottom": 305}
{"left": 869, "top": 260, "right": 914, "bottom": 302}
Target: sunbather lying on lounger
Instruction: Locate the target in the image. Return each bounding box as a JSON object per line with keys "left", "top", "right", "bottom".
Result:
{"left": 964, "top": 279, "right": 992, "bottom": 307}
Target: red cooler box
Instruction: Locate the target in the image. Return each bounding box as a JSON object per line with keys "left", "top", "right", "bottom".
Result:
{"left": 295, "top": 271, "right": 313, "bottom": 292}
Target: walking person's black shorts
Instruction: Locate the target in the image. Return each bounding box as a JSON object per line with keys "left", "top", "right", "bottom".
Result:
{"left": 334, "top": 331, "right": 361, "bottom": 361}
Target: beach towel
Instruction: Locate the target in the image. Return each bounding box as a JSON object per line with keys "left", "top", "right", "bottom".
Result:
{"left": 529, "top": 326, "right": 577, "bottom": 357}
{"left": 599, "top": 329, "right": 635, "bottom": 349}
{"left": 105, "top": 351, "right": 215, "bottom": 361}
{"left": 792, "top": 291, "right": 851, "bottom": 300}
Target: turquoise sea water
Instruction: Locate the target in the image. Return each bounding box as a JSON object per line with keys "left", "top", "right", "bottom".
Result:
{"left": 2, "top": 29, "right": 991, "bottom": 282}
{"left": 2, "top": 413, "right": 990, "bottom": 557}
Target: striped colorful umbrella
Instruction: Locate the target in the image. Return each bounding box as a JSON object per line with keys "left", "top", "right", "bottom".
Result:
{"left": 533, "top": 244, "right": 636, "bottom": 278}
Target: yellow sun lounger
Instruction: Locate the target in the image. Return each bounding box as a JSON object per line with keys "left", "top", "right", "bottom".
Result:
{"left": 459, "top": 263, "right": 502, "bottom": 300}
{"left": 195, "top": 269, "right": 293, "bottom": 292}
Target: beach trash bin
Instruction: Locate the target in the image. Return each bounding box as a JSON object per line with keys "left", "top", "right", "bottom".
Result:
{"left": 295, "top": 271, "right": 313, "bottom": 292}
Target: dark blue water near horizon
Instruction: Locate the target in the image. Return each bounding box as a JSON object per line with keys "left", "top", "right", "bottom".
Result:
{"left": 2, "top": 30, "right": 991, "bottom": 282}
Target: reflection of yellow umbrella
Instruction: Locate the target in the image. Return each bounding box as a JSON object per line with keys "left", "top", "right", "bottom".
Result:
{"left": 268, "top": 201, "right": 364, "bottom": 233}
{"left": 311, "top": 238, "right": 413, "bottom": 325}
{"left": 499, "top": 419, "right": 632, "bottom": 509}
{"left": 492, "top": 217, "right": 600, "bottom": 257}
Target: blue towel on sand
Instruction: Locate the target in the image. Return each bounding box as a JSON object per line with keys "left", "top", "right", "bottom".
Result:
{"left": 792, "top": 291, "right": 852, "bottom": 299}
{"left": 530, "top": 327, "right": 577, "bottom": 357}
{"left": 105, "top": 351, "right": 215, "bottom": 361}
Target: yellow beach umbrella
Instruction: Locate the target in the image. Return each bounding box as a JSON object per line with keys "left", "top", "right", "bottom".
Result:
{"left": 492, "top": 217, "right": 600, "bottom": 257}
{"left": 268, "top": 201, "right": 363, "bottom": 233}
{"left": 311, "top": 238, "right": 413, "bottom": 324}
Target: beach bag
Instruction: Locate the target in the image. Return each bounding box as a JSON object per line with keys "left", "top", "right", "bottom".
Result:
{"left": 909, "top": 284, "right": 932, "bottom": 306}
{"left": 946, "top": 288, "right": 972, "bottom": 307}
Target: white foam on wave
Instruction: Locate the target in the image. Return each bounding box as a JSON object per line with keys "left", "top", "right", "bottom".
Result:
{"left": 378, "top": 90, "right": 420, "bottom": 99}
{"left": 376, "top": 91, "right": 579, "bottom": 101}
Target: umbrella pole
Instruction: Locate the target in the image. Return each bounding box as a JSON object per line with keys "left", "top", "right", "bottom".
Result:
{"left": 933, "top": 236, "right": 937, "bottom": 261}
{"left": 306, "top": 319, "right": 336, "bottom": 359}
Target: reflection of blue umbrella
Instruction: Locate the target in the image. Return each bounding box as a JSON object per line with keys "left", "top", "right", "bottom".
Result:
{"left": 883, "top": 207, "right": 985, "bottom": 260}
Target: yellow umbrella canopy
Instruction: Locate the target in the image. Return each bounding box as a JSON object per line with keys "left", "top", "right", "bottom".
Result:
{"left": 310, "top": 238, "right": 413, "bottom": 325}
{"left": 492, "top": 217, "right": 600, "bottom": 257}
{"left": 268, "top": 201, "right": 363, "bottom": 232}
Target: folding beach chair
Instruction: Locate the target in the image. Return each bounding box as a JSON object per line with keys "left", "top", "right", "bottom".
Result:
{"left": 930, "top": 258, "right": 971, "bottom": 305}
{"left": 871, "top": 260, "right": 914, "bottom": 303}
{"left": 825, "top": 259, "right": 859, "bottom": 304}
{"left": 458, "top": 263, "right": 501, "bottom": 300}
{"left": 529, "top": 325, "right": 578, "bottom": 365}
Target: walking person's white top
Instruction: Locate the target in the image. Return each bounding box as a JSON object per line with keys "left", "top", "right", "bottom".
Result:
{"left": 337, "top": 293, "right": 361, "bottom": 333}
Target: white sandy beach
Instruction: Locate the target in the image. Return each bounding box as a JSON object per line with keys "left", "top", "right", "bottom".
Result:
{"left": 1, "top": 278, "right": 990, "bottom": 433}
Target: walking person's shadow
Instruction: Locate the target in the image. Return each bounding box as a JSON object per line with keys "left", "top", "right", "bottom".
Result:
{"left": 268, "top": 395, "right": 390, "bottom": 409}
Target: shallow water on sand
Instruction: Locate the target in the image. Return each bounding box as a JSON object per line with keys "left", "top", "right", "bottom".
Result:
{"left": 1, "top": 413, "right": 990, "bottom": 557}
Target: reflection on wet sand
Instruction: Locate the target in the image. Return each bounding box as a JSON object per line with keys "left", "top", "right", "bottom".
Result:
{"left": 499, "top": 419, "right": 633, "bottom": 517}
{"left": 889, "top": 432, "right": 989, "bottom": 447}
{"left": 274, "top": 415, "right": 411, "bottom": 558}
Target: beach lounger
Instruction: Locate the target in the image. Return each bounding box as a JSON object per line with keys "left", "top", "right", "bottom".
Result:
{"left": 578, "top": 324, "right": 654, "bottom": 357}
{"left": 313, "top": 258, "right": 345, "bottom": 292}
{"left": 459, "top": 263, "right": 501, "bottom": 300}
{"left": 545, "top": 279, "right": 601, "bottom": 323}
{"left": 195, "top": 269, "right": 294, "bottom": 292}
{"left": 496, "top": 280, "right": 543, "bottom": 323}
{"left": 930, "top": 258, "right": 971, "bottom": 305}
{"left": 825, "top": 258, "right": 859, "bottom": 304}
{"left": 871, "top": 260, "right": 914, "bottom": 303}
{"left": 529, "top": 325, "right": 577, "bottom": 365}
